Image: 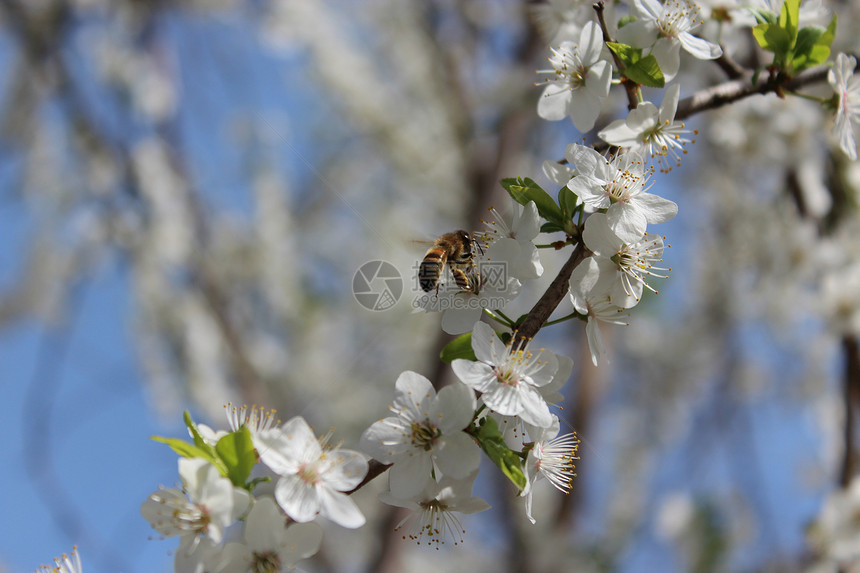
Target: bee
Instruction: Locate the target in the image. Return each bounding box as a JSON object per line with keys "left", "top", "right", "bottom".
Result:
{"left": 418, "top": 230, "right": 481, "bottom": 293}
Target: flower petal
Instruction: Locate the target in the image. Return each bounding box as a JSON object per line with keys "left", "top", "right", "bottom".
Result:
{"left": 678, "top": 32, "right": 722, "bottom": 60}
{"left": 389, "top": 452, "right": 433, "bottom": 497}
{"left": 451, "top": 358, "right": 496, "bottom": 393}
{"left": 433, "top": 382, "right": 477, "bottom": 432}
{"left": 317, "top": 487, "right": 366, "bottom": 529}
{"left": 435, "top": 431, "right": 481, "bottom": 478}
{"left": 537, "top": 83, "right": 571, "bottom": 121}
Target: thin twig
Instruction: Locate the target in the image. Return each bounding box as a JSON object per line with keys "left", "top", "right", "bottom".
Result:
{"left": 593, "top": 1, "right": 640, "bottom": 110}
{"left": 675, "top": 65, "right": 829, "bottom": 120}
{"left": 840, "top": 335, "right": 860, "bottom": 487}
{"left": 513, "top": 241, "right": 591, "bottom": 347}
{"left": 347, "top": 460, "right": 392, "bottom": 494}
{"left": 713, "top": 50, "right": 748, "bottom": 80}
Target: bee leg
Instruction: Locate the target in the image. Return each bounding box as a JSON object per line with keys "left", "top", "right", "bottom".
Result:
{"left": 452, "top": 269, "right": 471, "bottom": 292}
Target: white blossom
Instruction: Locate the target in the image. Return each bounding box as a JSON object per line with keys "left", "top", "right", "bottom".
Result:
{"left": 536, "top": 21, "right": 612, "bottom": 132}
{"left": 569, "top": 256, "right": 631, "bottom": 365}
{"left": 828, "top": 53, "right": 860, "bottom": 161}
{"left": 565, "top": 144, "right": 678, "bottom": 242}
{"left": 520, "top": 417, "right": 579, "bottom": 524}
{"left": 378, "top": 474, "right": 490, "bottom": 548}
{"left": 140, "top": 458, "right": 250, "bottom": 545}
{"left": 451, "top": 322, "right": 561, "bottom": 428}
{"left": 481, "top": 200, "right": 544, "bottom": 280}
{"left": 256, "top": 416, "right": 368, "bottom": 529}
{"left": 581, "top": 212, "right": 669, "bottom": 308}
{"left": 360, "top": 371, "right": 479, "bottom": 498}
{"left": 212, "top": 497, "right": 323, "bottom": 573}
{"left": 617, "top": 0, "right": 721, "bottom": 81}
{"left": 599, "top": 84, "right": 695, "bottom": 172}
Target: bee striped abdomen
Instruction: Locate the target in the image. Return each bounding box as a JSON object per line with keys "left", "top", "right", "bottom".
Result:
{"left": 419, "top": 249, "right": 447, "bottom": 292}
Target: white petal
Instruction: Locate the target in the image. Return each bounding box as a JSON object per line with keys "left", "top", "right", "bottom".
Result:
{"left": 584, "top": 60, "right": 612, "bottom": 100}
{"left": 565, "top": 143, "right": 604, "bottom": 175}
{"left": 322, "top": 450, "right": 368, "bottom": 491}
{"left": 658, "top": 84, "right": 681, "bottom": 124}
{"left": 537, "top": 83, "right": 571, "bottom": 121}
{"left": 599, "top": 119, "right": 642, "bottom": 148}
{"left": 441, "top": 306, "right": 482, "bottom": 334}
{"left": 616, "top": 19, "right": 656, "bottom": 48}
{"left": 579, "top": 21, "right": 604, "bottom": 64}
{"left": 569, "top": 256, "right": 601, "bottom": 314}
{"left": 515, "top": 201, "right": 541, "bottom": 241}
{"left": 569, "top": 89, "right": 603, "bottom": 133}
{"left": 607, "top": 203, "right": 648, "bottom": 244}
{"left": 433, "top": 382, "right": 477, "bottom": 433}
{"left": 638, "top": 192, "right": 678, "bottom": 224}
{"left": 451, "top": 358, "right": 496, "bottom": 392}
{"left": 634, "top": 0, "right": 663, "bottom": 21}
{"left": 392, "top": 371, "right": 435, "bottom": 418}
{"left": 274, "top": 476, "right": 319, "bottom": 523}
{"left": 244, "top": 497, "right": 285, "bottom": 550}
{"left": 585, "top": 316, "right": 605, "bottom": 366}
{"left": 625, "top": 102, "right": 659, "bottom": 133}
{"left": 281, "top": 522, "right": 324, "bottom": 563}
{"left": 678, "top": 32, "right": 722, "bottom": 60}
{"left": 435, "top": 431, "right": 481, "bottom": 478}
{"left": 317, "top": 487, "right": 366, "bottom": 529}
{"left": 651, "top": 38, "right": 680, "bottom": 82}
{"left": 512, "top": 386, "right": 555, "bottom": 428}
{"left": 582, "top": 212, "right": 623, "bottom": 256}
{"left": 471, "top": 321, "right": 497, "bottom": 363}
{"left": 542, "top": 159, "right": 575, "bottom": 187}
{"left": 525, "top": 351, "right": 559, "bottom": 388}
{"left": 389, "top": 452, "right": 433, "bottom": 497}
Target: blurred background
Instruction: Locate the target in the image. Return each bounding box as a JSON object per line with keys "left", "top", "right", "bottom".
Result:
{"left": 1, "top": 0, "right": 860, "bottom": 572}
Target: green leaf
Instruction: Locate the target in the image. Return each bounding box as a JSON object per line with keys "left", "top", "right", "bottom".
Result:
{"left": 558, "top": 187, "right": 578, "bottom": 219}
{"left": 440, "top": 333, "right": 477, "bottom": 363}
{"left": 185, "top": 411, "right": 212, "bottom": 451}
{"left": 248, "top": 476, "right": 271, "bottom": 490}
{"left": 179, "top": 411, "right": 228, "bottom": 476}
{"left": 540, "top": 221, "right": 564, "bottom": 234}
{"left": 791, "top": 28, "right": 831, "bottom": 71}
{"left": 622, "top": 54, "right": 665, "bottom": 88}
{"left": 752, "top": 22, "right": 792, "bottom": 54}
{"left": 792, "top": 26, "right": 824, "bottom": 59}
{"left": 606, "top": 42, "right": 640, "bottom": 67}
{"left": 748, "top": 7, "right": 778, "bottom": 25}
{"left": 474, "top": 417, "right": 527, "bottom": 490}
{"left": 821, "top": 14, "right": 838, "bottom": 48}
{"left": 500, "top": 177, "right": 563, "bottom": 225}
{"left": 617, "top": 15, "right": 637, "bottom": 29}
{"left": 778, "top": 0, "right": 800, "bottom": 44}
{"left": 215, "top": 427, "right": 257, "bottom": 488}
{"left": 151, "top": 436, "right": 217, "bottom": 462}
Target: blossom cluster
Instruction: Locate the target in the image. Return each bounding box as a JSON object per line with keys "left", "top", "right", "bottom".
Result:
{"left": 140, "top": 407, "right": 364, "bottom": 572}
{"left": 123, "top": 0, "right": 860, "bottom": 570}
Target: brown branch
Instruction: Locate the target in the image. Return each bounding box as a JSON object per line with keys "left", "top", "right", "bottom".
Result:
{"left": 713, "top": 50, "right": 748, "bottom": 80}
{"left": 347, "top": 459, "right": 392, "bottom": 494}
{"left": 593, "top": 1, "right": 639, "bottom": 111}
{"left": 839, "top": 334, "right": 860, "bottom": 488}
{"left": 513, "top": 241, "right": 591, "bottom": 346}
{"left": 675, "top": 65, "right": 829, "bottom": 120}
